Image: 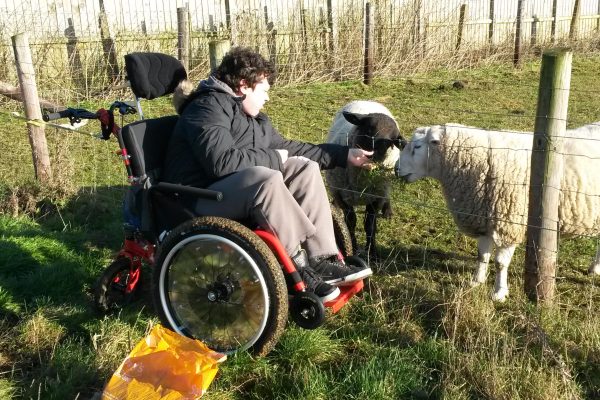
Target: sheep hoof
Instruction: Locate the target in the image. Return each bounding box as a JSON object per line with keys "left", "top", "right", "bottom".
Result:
{"left": 469, "top": 279, "right": 482, "bottom": 288}
{"left": 491, "top": 287, "right": 509, "bottom": 302}
{"left": 589, "top": 264, "right": 600, "bottom": 275}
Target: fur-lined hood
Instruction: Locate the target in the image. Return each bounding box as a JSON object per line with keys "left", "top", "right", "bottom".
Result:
{"left": 172, "top": 75, "right": 241, "bottom": 114}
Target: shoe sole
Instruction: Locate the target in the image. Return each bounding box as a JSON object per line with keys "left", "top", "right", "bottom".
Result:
{"left": 320, "top": 287, "right": 340, "bottom": 302}
{"left": 325, "top": 268, "right": 373, "bottom": 287}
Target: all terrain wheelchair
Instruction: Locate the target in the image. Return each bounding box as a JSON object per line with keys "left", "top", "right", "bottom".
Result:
{"left": 45, "top": 52, "right": 368, "bottom": 356}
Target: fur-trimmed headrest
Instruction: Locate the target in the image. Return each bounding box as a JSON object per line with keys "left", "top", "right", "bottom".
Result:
{"left": 124, "top": 52, "right": 187, "bottom": 99}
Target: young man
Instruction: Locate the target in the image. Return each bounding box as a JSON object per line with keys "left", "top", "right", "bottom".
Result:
{"left": 162, "top": 46, "right": 373, "bottom": 302}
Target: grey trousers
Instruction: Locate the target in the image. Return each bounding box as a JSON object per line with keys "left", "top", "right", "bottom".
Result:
{"left": 193, "top": 157, "right": 338, "bottom": 257}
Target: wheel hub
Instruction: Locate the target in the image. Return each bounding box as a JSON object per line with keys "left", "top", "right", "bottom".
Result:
{"left": 207, "top": 276, "right": 235, "bottom": 302}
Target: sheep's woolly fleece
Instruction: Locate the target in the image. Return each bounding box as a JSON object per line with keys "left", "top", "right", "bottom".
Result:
{"left": 325, "top": 101, "right": 399, "bottom": 206}
{"left": 408, "top": 122, "right": 600, "bottom": 246}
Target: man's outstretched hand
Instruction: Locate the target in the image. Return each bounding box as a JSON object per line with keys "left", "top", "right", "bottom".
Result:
{"left": 347, "top": 148, "right": 374, "bottom": 169}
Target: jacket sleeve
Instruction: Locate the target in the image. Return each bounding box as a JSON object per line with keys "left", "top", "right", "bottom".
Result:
{"left": 183, "top": 97, "right": 284, "bottom": 179}
{"left": 261, "top": 116, "right": 349, "bottom": 170}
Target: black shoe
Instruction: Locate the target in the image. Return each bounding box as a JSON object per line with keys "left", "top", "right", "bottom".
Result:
{"left": 311, "top": 256, "right": 373, "bottom": 286}
{"left": 298, "top": 266, "right": 340, "bottom": 302}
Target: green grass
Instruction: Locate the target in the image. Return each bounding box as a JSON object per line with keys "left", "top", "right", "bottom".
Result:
{"left": 2, "top": 54, "right": 600, "bottom": 399}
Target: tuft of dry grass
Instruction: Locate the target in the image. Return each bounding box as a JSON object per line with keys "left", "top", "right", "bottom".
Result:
{"left": 19, "top": 312, "right": 66, "bottom": 364}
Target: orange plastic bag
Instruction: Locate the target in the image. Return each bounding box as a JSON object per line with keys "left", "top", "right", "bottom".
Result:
{"left": 102, "top": 324, "right": 227, "bottom": 400}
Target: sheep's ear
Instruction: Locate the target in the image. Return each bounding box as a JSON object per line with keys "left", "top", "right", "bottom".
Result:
{"left": 342, "top": 111, "right": 366, "bottom": 126}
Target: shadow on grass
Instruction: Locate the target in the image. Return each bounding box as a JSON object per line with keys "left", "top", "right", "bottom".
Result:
{"left": 0, "top": 185, "right": 158, "bottom": 398}
{"left": 367, "top": 241, "right": 474, "bottom": 277}
{"left": 0, "top": 185, "right": 157, "bottom": 326}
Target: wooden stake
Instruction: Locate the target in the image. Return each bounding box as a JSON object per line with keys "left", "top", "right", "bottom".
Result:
{"left": 209, "top": 40, "right": 231, "bottom": 71}
{"left": 98, "top": 0, "right": 119, "bottom": 82}
{"left": 514, "top": 0, "right": 524, "bottom": 67}
{"left": 11, "top": 33, "right": 52, "bottom": 183}
{"left": 524, "top": 49, "right": 572, "bottom": 304}
{"left": 177, "top": 6, "right": 190, "bottom": 72}
{"left": 456, "top": 4, "right": 467, "bottom": 51}
{"left": 569, "top": 0, "right": 581, "bottom": 40}
{"left": 363, "top": 2, "right": 374, "bottom": 84}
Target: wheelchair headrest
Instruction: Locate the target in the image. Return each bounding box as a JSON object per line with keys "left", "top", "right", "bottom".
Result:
{"left": 124, "top": 52, "right": 187, "bottom": 100}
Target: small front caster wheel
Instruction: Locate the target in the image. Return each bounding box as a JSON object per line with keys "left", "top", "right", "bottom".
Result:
{"left": 290, "top": 291, "right": 326, "bottom": 329}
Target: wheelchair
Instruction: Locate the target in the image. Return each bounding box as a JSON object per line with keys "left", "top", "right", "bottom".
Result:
{"left": 46, "top": 52, "right": 368, "bottom": 356}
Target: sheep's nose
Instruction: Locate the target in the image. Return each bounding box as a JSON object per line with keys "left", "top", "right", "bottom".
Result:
{"left": 399, "top": 138, "right": 407, "bottom": 150}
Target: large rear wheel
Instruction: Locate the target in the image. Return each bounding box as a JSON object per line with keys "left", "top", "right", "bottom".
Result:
{"left": 152, "top": 216, "right": 288, "bottom": 356}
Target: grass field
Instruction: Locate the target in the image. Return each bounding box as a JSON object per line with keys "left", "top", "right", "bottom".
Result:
{"left": 1, "top": 54, "right": 600, "bottom": 399}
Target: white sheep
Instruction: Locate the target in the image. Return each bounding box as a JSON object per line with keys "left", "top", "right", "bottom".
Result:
{"left": 325, "top": 101, "right": 404, "bottom": 257}
{"left": 396, "top": 122, "right": 600, "bottom": 301}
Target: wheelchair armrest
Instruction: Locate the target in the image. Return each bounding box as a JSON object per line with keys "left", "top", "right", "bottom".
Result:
{"left": 152, "top": 182, "right": 223, "bottom": 201}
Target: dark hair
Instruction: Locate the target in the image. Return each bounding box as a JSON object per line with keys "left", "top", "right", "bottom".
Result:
{"left": 214, "top": 46, "right": 276, "bottom": 91}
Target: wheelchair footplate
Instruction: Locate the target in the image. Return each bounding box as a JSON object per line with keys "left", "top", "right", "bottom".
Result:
{"left": 323, "top": 280, "right": 364, "bottom": 313}
{"left": 254, "top": 229, "right": 365, "bottom": 313}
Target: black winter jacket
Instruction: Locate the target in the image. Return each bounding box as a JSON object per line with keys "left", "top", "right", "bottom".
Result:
{"left": 161, "top": 76, "right": 350, "bottom": 188}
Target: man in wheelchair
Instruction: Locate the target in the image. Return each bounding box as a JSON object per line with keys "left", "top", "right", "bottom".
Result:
{"left": 161, "top": 47, "right": 374, "bottom": 303}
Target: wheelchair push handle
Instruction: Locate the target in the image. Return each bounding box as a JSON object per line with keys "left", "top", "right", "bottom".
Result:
{"left": 43, "top": 108, "right": 98, "bottom": 123}
{"left": 42, "top": 101, "right": 138, "bottom": 124}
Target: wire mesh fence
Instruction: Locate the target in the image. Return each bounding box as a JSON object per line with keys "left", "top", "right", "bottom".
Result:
{"left": 2, "top": 1, "right": 600, "bottom": 300}
{"left": 0, "top": 0, "right": 599, "bottom": 104}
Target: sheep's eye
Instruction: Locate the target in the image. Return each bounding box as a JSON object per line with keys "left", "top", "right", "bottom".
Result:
{"left": 413, "top": 144, "right": 422, "bottom": 149}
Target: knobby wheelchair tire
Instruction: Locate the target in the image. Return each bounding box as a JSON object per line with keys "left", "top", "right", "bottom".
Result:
{"left": 94, "top": 257, "right": 139, "bottom": 313}
{"left": 152, "top": 216, "right": 288, "bottom": 356}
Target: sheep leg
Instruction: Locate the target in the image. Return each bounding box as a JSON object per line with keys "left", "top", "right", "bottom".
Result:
{"left": 381, "top": 199, "right": 393, "bottom": 219}
{"left": 491, "top": 244, "right": 516, "bottom": 302}
{"left": 471, "top": 236, "right": 493, "bottom": 287}
{"left": 364, "top": 203, "right": 379, "bottom": 259}
{"left": 588, "top": 246, "right": 600, "bottom": 275}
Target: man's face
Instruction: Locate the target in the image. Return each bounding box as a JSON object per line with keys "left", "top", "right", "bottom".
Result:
{"left": 239, "top": 76, "right": 270, "bottom": 117}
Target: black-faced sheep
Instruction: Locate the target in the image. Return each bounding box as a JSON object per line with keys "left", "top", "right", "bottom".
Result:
{"left": 396, "top": 122, "right": 600, "bottom": 301}
{"left": 325, "top": 101, "right": 404, "bottom": 258}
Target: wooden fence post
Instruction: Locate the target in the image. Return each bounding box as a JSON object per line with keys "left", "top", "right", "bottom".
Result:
{"left": 224, "top": 0, "right": 232, "bottom": 37}
{"left": 488, "top": 0, "right": 495, "bottom": 46}
{"left": 514, "top": 0, "right": 524, "bottom": 67}
{"left": 412, "top": 0, "right": 422, "bottom": 51}
{"left": 569, "top": 0, "right": 581, "bottom": 40}
{"left": 98, "top": 0, "right": 119, "bottom": 82}
{"left": 551, "top": 0, "right": 558, "bottom": 44}
{"left": 456, "top": 4, "right": 467, "bottom": 51}
{"left": 11, "top": 33, "right": 52, "bottom": 183}
{"left": 177, "top": 6, "right": 190, "bottom": 72}
{"left": 531, "top": 15, "right": 539, "bottom": 48}
{"left": 140, "top": 20, "right": 150, "bottom": 51}
{"left": 326, "top": 0, "right": 336, "bottom": 75}
{"left": 209, "top": 40, "right": 231, "bottom": 71}
{"left": 266, "top": 9, "right": 277, "bottom": 68}
{"left": 597, "top": 0, "right": 600, "bottom": 32}
{"left": 300, "top": 8, "right": 308, "bottom": 54}
{"left": 64, "top": 17, "right": 85, "bottom": 88}
{"left": 524, "top": 49, "right": 572, "bottom": 304}
{"left": 363, "top": 2, "right": 374, "bottom": 84}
